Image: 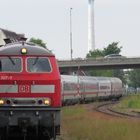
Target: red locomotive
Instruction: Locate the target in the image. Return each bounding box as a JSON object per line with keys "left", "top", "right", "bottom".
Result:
{"left": 0, "top": 40, "right": 61, "bottom": 140}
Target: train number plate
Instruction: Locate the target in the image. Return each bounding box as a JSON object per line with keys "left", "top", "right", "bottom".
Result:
{"left": 19, "top": 85, "right": 30, "bottom": 93}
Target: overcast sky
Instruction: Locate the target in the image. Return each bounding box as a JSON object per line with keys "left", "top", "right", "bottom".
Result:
{"left": 0, "top": 0, "right": 140, "bottom": 59}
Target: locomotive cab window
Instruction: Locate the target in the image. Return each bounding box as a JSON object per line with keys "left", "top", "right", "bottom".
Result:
{"left": 27, "top": 57, "right": 51, "bottom": 73}
{"left": 0, "top": 57, "right": 22, "bottom": 72}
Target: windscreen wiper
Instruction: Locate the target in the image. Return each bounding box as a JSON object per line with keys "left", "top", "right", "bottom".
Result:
{"left": 33, "top": 57, "right": 39, "bottom": 65}
{"left": 8, "top": 56, "right": 15, "bottom": 65}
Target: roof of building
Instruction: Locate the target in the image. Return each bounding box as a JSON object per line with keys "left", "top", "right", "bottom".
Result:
{"left": 0, "top": 28, "right": 24, "bottom": 43}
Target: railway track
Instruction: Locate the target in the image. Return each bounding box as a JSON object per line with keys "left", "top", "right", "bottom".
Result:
{"left": 95, "top": 101, "right": 140, "bottom": 119}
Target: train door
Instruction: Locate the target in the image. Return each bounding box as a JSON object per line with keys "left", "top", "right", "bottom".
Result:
{"left": 78, "top": 76, "right": 86, "bottom": 102}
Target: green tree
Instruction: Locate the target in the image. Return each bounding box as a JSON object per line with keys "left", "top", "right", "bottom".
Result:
{"left": 103, "top": 42, "right": 122, "bottom": 56}
{"left": 113, "top": 69, "right": 126, "bottom": 85}
{"left": 86, "top": 42, "right": 125, "bottom": 85}
{"left": 29, "top": 38, "right": 47, "bottom": 48}
{"left": 128, "top": 69, "right": 140, "bottom": 89}
{"left": 86, "top": 42, "right": 122, "bottom": 58}
{"left": 86, "top": 49, "right": 104, "bottom": 58}
{"left": 88, "top": 69, "right": 114, "bottom": 77}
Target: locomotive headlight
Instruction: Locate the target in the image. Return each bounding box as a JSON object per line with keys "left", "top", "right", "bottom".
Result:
{"left": 21, "top": 48, "right": 27, "bottom": 54}
{"left": 44, "top": 98, "right": 51, "bottom": 106}
{"left": 0, "top": 99, "right": 4, "bottom": 105}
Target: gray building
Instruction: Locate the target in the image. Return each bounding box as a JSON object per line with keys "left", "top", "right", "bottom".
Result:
{"left": 0, "top": 28, "right": 24, "bottom": 46}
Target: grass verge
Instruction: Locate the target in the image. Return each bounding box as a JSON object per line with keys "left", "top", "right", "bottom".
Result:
{"left": 61, "top": 103, "right": 140, "bottom": 140}
{"left": 113, "top": 94, "right": 140, "bottom": 113}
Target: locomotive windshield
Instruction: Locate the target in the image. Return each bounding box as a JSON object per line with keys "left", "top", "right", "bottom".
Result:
{"left": 27, "top": 57, "right": 51, "bottom": 73}
{"left": 0, "top": 57, "right": 21, "bottom": 72}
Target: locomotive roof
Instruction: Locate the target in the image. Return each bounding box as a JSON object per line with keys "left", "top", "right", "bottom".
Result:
{"left": 0, "top": 42, "right": 54, "bottom": 56}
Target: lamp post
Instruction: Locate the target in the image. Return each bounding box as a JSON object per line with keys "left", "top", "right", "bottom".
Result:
{"left": 70, "top": 7, "right": 73, "bottom": 60}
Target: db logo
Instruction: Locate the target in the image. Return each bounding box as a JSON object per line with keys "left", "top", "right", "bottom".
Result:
{"left": 19, "top": 85, "right": 30, "bottom": 93}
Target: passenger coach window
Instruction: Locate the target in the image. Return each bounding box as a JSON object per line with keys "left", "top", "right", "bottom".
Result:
{"left": 0, "top": 57, "right": 21, "bottom": 72}
{"left": 27, "top": 57, "right": 51, "bottom": 73}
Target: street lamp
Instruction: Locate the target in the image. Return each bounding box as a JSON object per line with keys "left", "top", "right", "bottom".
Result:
{"left": 70, "top": 7, "right": 73, "bottom": 60}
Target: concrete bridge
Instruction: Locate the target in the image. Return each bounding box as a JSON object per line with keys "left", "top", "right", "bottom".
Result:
{"left": 58, "top": 57, "right": 140, "bottom": 73}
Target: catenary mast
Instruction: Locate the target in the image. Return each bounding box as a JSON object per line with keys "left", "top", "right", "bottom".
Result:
{"left": 88, "top": 0, "right": 95, "bottom": 52}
